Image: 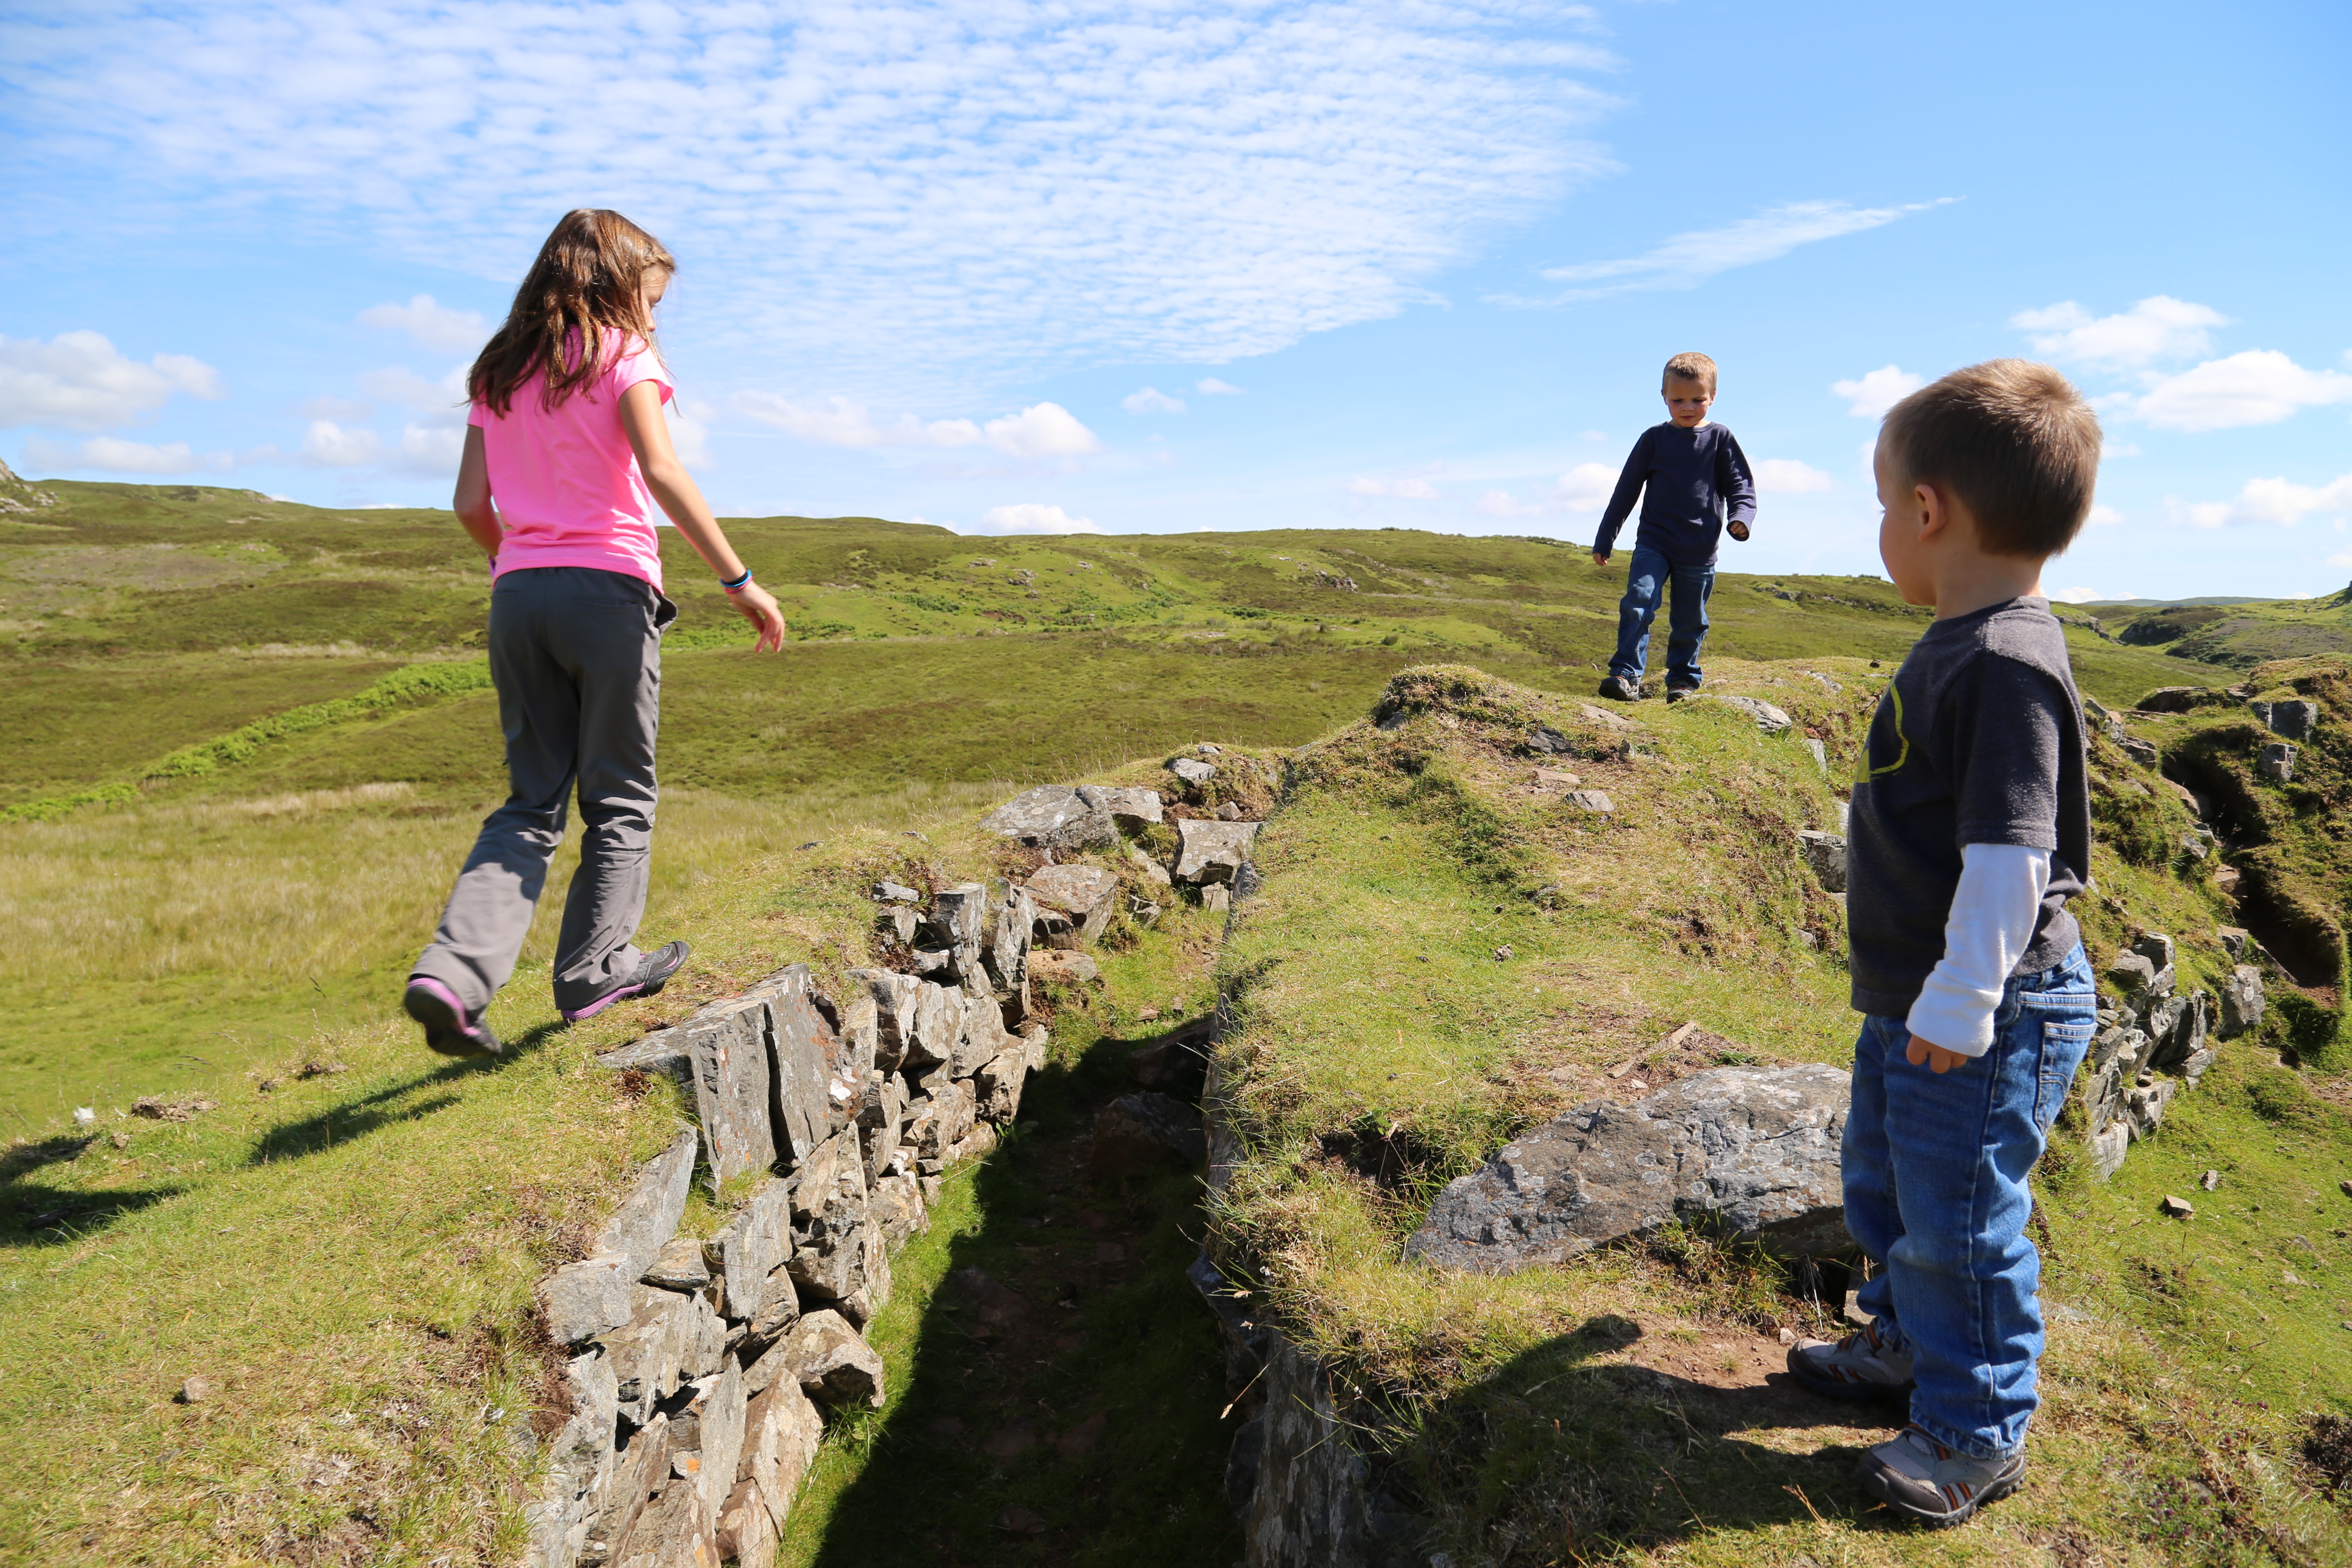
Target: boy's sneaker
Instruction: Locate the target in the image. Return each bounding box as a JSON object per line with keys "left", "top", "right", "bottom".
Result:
{"left": 1786, "top": 1320, "right": 1916, "bottom": 1401}
{"left": 560, "top": 940, "right": 690, "bottom": 1023}
{"left": 404, "top": 977, "right": 502, "bottom": 1059}
{"left": 1666, "top": 685, "right": 1698, "bottom": 704}
{"left": 1598, "top": 674, "right": 1641, "bottom": 701}
{"left": 1856, "top": 1425, "right": 2026, "bottom": 1527}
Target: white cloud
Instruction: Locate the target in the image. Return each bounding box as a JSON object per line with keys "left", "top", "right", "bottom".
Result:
{"left": 2176, "top": 472, "right": 2352, "bottom": 529}
{"left": 1194, "top": 378, "right": 1244, "bottom": 396}
{"left": 1122, "top": 386, "right": 1185, "bottom": 415}
{"left": 2087, "top": 503, "right": 2124, "bottom": 527}
{"left": 1473, "top": 462, "right": 1616, "bottom": 518}
{"left": 982, "top": 403, "right": 1101, "bottom": 458}
{"left": 1348, "top": 474, "right": 1441, "bottom": 501}
{"left": 2049, "top": 587, "right": 2103, "bottom": 603}
{"left": 1517, "top": 199, "right": 1954, "bottom": 303}
{"left": 254, "top": 419, "right": 463, "bottom": 476}
{"left": 357, "top": 295, "right": 488, "bottom": 354}
{"left": 6, "top": 4, "right": 1620, "bottom": 390}
{"left": 355, "top": 364, "right": 467, "bottom": 415}
{"left": 732, "top": 394, "right": 1098, "bottom": 457}
{"left": 2133, "top": 351, "right": 2352, "bottom": 431}
{"left": 1831, "top": 366, "right": 1924, "bottom": 419}
{"left": 0, "top": 330, "right": 224, "bottom": 432}
{"left": 2010, "top": 296, "right": 2225, "bottom": 368}
{"left": 974, "top": 503, "right": 1100, "bottom": 535}
{"left": 1754, "top": 458, "right": 1833, "bottom": 494}
{"left": 19, "top": 435, "right": 232, "bottom": 473}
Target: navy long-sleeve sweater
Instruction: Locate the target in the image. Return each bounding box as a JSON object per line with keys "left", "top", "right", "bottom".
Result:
{"left": 1590, "top": 421, "right": 1758, "bottom": 567}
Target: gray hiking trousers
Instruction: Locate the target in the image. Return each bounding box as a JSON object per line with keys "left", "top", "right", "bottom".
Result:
{"left": 412, "top": 566, "right": 675, "bottom": 1017}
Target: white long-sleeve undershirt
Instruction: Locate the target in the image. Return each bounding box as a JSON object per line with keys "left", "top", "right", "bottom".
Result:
{"left": 1905, "top": 842, "right": 2053, "bottom": 1057}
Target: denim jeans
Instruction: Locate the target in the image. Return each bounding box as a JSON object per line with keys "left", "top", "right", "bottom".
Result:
{"left": 1843, "top": 943, "right": 2095, "bottom": 1458}
{"left": 1608, "top": 545, "right": 1714, "bottom": 689}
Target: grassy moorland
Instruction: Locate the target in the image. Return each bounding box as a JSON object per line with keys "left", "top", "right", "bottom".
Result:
{"left": 6, "top": 475, "right": 2346, "bottom": 1565}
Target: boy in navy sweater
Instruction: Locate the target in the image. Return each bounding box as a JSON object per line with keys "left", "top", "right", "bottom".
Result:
{"left": 1590, "top": 352, "right": 1757, "bottom": 702}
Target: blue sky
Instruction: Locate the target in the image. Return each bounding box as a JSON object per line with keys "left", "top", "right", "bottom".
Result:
{"left": 4, "top": 0, "right": 2348, "bottom": 600}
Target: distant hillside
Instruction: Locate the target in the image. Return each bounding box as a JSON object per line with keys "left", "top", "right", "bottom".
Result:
{"left": 2085, "top": 591, "right": 2352, "bottom": 669}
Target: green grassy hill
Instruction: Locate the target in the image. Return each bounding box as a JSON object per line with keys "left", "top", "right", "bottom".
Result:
{"left": 6, "top": 481, "right": 2345, "bottom": 1565}
{"left": 2089, "top": 590, "right": 2352, "bottom": 670}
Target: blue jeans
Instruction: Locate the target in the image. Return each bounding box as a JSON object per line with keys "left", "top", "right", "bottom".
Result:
{"left": 1608, "top": 545, "right": 1714, "bottom": 689}
{"left": 1843, "top": 944, "right": 2095, "bottom": 1458}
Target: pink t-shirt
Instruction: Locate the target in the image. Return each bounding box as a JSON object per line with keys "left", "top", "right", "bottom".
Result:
{"left": 471, "top": 334, "right": 673, "bottom": 591}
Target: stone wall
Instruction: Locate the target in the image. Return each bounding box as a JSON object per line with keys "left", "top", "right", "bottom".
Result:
{"left": 522, "top": 757, "right": 1273, "bottom": 1568}
{"left": 524, "top": 871, "right": 1055, "bottom": 1566}
{"left": 2082, "top": 929, "right": 2267, "bottom": 1180}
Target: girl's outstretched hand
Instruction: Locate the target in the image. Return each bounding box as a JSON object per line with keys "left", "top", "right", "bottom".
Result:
{"left": 729, "top": 581, "right": 788, "bottom": 652}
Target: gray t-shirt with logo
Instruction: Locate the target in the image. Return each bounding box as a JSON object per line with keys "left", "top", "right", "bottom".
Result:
{"left": 1847, "top": 597, "right": 2092, "bottom": 1017}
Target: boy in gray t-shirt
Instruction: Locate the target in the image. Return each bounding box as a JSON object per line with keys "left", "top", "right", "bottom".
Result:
{"left": 1784, "top": 361, "right": 2101, "bottom": 1528}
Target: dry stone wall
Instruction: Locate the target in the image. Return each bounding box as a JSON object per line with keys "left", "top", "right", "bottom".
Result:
{"left": 524, "top": 761, "right": 1272, "bottom": 1568}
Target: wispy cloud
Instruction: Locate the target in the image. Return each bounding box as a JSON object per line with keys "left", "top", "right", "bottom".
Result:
{"left": 1754, "top": 458, "right": 1834, "bottom": 494}
{"left": 358, "top": 295, "right": 488, "bottom": 355}
{"left": 1122, "top": 387, "right": 1185, "bottom": 415}
{"left": 3, "top": 3, "right": 1620, "bottom": 394}
{"left": 1505, "top": 199, "right": 1955, "bottom": 306}
{"left": 972, "top": 502, "right": 1100, "bottom": 535}
{"left": 1473, "top": 463, "right": 1615, "bottom": 518}
{"left": 20, "top": 434, "right": 232, "bottom": 473}
{"left": 0, "top": 331, "right": 224, "bottom": 432}
{"left": 1831, "top": 365, "right": 1923, "bottom": 419}
{"left": 1347, "top": 470, "right": 1442, "bottom": 502}
{"left": 1194, "top": 378, "right": 1244, "bottom": 396}
{"left": 732, "top": 395, "right": 1100, "bottom": 459}
{"left": 2010, "top": 296, "right": 2224, "bottom": 368}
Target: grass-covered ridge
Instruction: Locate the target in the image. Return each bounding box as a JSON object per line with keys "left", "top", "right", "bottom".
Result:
{"left": 1205, "top": 663, "right": 2352, "bottom": 1564}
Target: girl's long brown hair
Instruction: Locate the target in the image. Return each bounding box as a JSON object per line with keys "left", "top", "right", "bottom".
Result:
{"left": 468, "top": 209, "right": 675, "bottom": 416}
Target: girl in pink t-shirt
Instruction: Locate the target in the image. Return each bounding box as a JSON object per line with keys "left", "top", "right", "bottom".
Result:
{"left": 404, "top": 209, "right": 786, "bottom": 1058}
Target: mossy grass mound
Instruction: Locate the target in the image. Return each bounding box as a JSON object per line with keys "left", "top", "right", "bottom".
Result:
{"left": 1206, "top": 663, "right": 2352, "bottom": 1563}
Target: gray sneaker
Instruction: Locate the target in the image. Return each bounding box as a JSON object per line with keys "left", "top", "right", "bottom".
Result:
{"left": 1856, "top": 1425, "right": 2026, "bottom": 1527}
{"left": 1787, "top": 1320, "right": 1916, "bottom": 1402}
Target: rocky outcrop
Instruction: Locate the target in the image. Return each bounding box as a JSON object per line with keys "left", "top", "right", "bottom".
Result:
{"left": 1797, "top": 829, "right": 1847, "bottom": 893}
{"left": 536, "top": 874, "right": 1065, "bottom": 1567}
{"left": 1173, "top": 819, "right": 1259, "bottom": 885}
{"left": 2082, "top": 931, "right": 2243, "bottom": 1181}
{"left": 1404, "top": 1065, "right": 1851, "bottom": 1270}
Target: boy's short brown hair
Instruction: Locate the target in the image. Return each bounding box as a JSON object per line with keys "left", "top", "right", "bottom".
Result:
{"left": 1882, "top": 359, "right": 2100, "bottom": 559}
{"left": 1662, "top": 352, "right": 1717, "bottom": 394}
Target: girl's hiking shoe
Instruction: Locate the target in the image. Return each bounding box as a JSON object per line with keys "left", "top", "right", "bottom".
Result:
{"left": 1787, "top": 1320, "right": 1917, "bottom": 1401}
{"left": 561, "top": 940, "right": 690, "bottom": 1023}
{"left": 1666, "top": 685, "right": 1697, "bottom": 703}
{"left": 1598, "top": 674, "right": 1641, "bottom": 701}
{"left": 403, "top": 977, "right": 502, "bottom": 1059}
{"left": 1856, "top": 1426, "right": 2026, "bottom": 1527}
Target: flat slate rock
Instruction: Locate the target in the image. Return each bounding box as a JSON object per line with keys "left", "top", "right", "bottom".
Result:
{"left": 979, "top": 784, "right": 1121, "bottom": 851}
{"left": 1706, "top": 694, "right": 1794, "bottom": 733}
{"left": 1172, "top": 818, "right": 1259, "bottom": 884}
{"left": 1405, "top": 1064, "right": 1851, "bottom": 1270}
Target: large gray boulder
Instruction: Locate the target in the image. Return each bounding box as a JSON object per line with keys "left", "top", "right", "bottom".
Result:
{"left": 1173, "top": 818, "right": 1260, "bottom": 885}
{"left": 1025, "top": 864, "right": 1121, "bottom": 947}
{"left": 2251, "top": 699, "right": 2318, "bottom": 742}
{"left": 2219, "top": 964, "right": 2265, "bottom": 1038}
{"left": 1405, "top": 1064, "right": 1851, "bottom": 1269}
{"left": 979, "top": 784, "right": 1120, "bottom": 851}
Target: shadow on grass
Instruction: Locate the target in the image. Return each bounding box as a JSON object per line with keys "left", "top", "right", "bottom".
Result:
{"left": 244, "top": 1062, "right": 477, "bottom": 1164}
{"left": 1396, "top": 1316, "right": 1903, "bottom": 1557}
{"left": 801, "top": 1014, "right": 1244, "bottom": 1567}
{"left": 0, "top": 1168, "right": 187, "bottom": 1249}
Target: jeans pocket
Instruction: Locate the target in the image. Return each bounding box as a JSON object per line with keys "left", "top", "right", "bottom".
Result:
{"left": 2034, "top": 1018, "right": 2095, "bottom": 1130}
